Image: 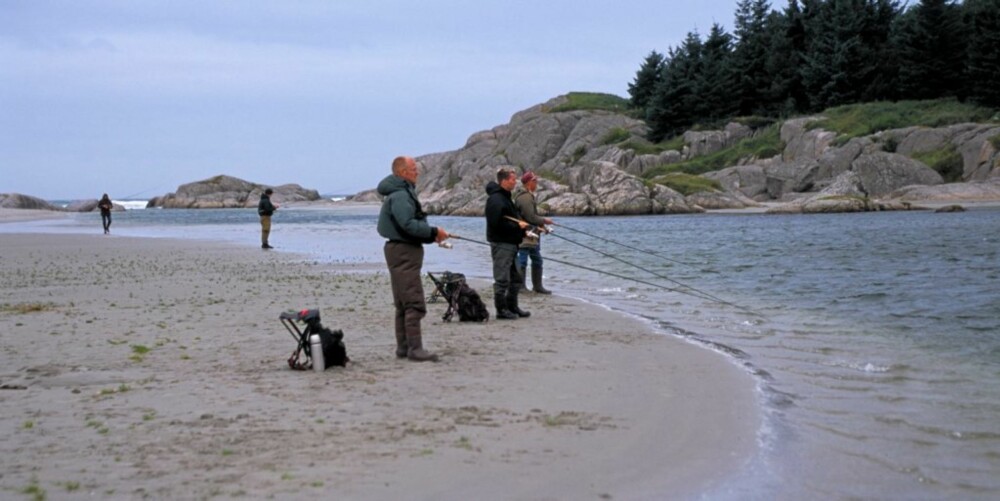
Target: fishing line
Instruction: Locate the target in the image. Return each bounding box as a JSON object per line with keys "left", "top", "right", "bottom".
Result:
{"left": 449, "top": 233, "right": 752, "bottom": 313}
{"left": 552, "top": 221, "right": 703, "bottom": 271}
{"left": 545, "top": 230, "right": 736, "bottom": 307}
{"left": 503, "top": 215, "right": 733, "bottom": 307}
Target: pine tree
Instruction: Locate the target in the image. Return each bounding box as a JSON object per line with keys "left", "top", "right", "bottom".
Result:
{"left": 893, "top": 0, "right": 966, "bottom": 100}
{"left": 764, "top": 1, "right": 808, "bottom": 115}
{"left": 731, "top": 0, "right": 774, "bottom": 115}
{"left": 964, "top": 0, "right": 1000, "bottom": 107}
{"left": 697, "top": 23, "right": 738, "bottom": 121}
{"left": 628, "top": 51, "right": 666, "bottom": 112}
{"left": 800, "top": 0, "right": 893, "bottom": 110}
{"left": 646, "top": 32, "right": 704, "bottom": 142}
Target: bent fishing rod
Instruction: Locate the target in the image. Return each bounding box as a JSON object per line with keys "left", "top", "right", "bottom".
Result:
{"left": 448, "top": 232, "right": 752, "bottom": 313}
{"left": 503, "top": 216, "right": 735, "bottom": 308}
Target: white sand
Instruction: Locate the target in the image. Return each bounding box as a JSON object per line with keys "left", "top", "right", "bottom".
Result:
{"left": 0, "top": 233, "right": 758, "bottom": 500}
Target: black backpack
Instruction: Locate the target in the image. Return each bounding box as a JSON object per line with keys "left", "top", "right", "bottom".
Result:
{"left": 313, "top": 326, "right": 349, "bottom": 368}
{"left": 454, "top": 282, "right": 490, "bottom": 322}
{"left": 429, "top": 272, "right": 490, "bottom": 322}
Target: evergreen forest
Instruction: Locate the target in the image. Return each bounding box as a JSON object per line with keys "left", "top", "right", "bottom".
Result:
{"left": 629, "top": 0, "right": 1000, "bottom": 142}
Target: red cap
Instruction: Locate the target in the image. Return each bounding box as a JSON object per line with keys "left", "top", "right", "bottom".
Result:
{"left": 521, "top": 171, "right": 537, "bottom": 184}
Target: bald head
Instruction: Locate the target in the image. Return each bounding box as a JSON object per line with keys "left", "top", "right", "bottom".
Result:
{"left": 392, "top": 156, "right": 419, "bottom": 184}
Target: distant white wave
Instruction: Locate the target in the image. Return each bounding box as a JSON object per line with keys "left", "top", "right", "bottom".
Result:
{"left": 113, "top": 200, "right": 149, "bottom": 210}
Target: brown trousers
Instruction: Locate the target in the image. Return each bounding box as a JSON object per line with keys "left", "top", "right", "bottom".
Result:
{"left": 384, "top": 241, "right": 426, "bottom": 340}
{"left": 260, "top": 215, "right": 271, "bottom": 245}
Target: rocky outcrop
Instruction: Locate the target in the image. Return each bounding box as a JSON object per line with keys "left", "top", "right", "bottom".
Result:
{"left": 0, "top": 193, "right": 61, "bottom": 211}
{"left": 147, "top": 175, "right": 321, "bottom": 209}
{"left": 414, "top": 95, "right": 702, "bottom": 216}
{"left": 364, "top": 94, "right": 1000, "bottom": 216}
{"left": 887, "top": 178, "right": 1000, "bottom": 201}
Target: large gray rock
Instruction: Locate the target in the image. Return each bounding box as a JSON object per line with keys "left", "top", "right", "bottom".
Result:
{"left": 148, "top": 175, "right": 321, "bottom": 208}
{"left": 0, "top": 193, "right": 61, "bottom": 211}
{"left": 781, "top": 117, "right": 837, "bottom": 162}
{"left": 410, "top": 95, "right": 698, "bottom": 216}
{"left": 683, "top": 122, "right": 754, "bottom": 158}
{"left": 704, "top": 165, "right": 768, "bottom": 200}
{"left": 851, "top": 152, "right": 943, "bottom": 197}
{"left": 887, "top": 178, "right": 1000, "bottom": 201}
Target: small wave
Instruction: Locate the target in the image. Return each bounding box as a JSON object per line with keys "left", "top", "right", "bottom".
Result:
{"left": 113, "top": 200, "right": 149, "bottom": 210}
{"left": 831, "top": 360, "right": 895, "bottom": 373}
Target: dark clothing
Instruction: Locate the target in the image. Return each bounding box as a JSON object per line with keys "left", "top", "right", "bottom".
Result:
{"left": 98, "top": 196, "right": 113, "bottom": 234}
{"left": 484, "top": 182, "right": 523, "bottom": 245}
{"left": 376, "top": 175, "right": 438, "bottom": 244}
{"left": 491, "top": 242, "right": 520, "bottom": 295}
{"left": 384, "top": 241, "right": 427, "bottom": 340}
{"left": 257, "top": 193, "right": 276, "bottom": 216}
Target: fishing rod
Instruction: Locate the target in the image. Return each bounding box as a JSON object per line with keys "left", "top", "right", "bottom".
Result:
{"left": 449, "top": 233, "right": 752, "bottom": 313}
{"left": 551, "top": 221, "right": 702, "bottom": 271}
{"left": 504, "top": 216, "right": 734, "bottom": 307}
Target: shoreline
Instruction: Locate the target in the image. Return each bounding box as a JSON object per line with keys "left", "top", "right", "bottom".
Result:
{"left": 0, "top": 233, "right": 758, "bottom": 499}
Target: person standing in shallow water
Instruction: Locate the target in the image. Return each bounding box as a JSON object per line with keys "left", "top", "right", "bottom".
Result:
{"left": 376, "top": 156, "right": 450, "bottom": 362}
{"left": 258, "top": 188, "right": 278, "bottom": 249}
{"left": 98, "top": 194, "right": 113, "bottom": 235}
{"left": 513, "top": 171, "right": 554, "bottom": 294}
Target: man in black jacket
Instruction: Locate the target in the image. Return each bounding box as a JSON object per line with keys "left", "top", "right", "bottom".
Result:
{"left": 257, "top": 188, "right": 278, "bottom": 249}
{"left": 485, "top": 167, "right": 530, "bottom": 320}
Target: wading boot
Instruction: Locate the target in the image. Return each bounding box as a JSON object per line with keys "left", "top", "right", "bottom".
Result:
{"left": 395, "top": 331, "right": 408, "bottom": 359}
{"left": 531, "top": 267, "right": 551, "bottom": 295}
{"left": 494, "top": 293, "right": 518, "bottom": 320}
{"left": 516, "top": 264, "right": 527, "bottom": 291}
{"left": 406, "top": 335, "right": 439, "bottom": 362}
{"left": 507, "top": 291, "right": 531, "bottom": 318}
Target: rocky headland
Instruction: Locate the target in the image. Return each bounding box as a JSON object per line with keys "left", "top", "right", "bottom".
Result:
{"left": 353, "top": 94, "right": 1000, "bottom": 216}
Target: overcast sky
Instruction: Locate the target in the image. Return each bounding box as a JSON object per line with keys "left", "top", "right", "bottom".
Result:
{"left": 2, "top": 0, "right": 740, "bottom": 200}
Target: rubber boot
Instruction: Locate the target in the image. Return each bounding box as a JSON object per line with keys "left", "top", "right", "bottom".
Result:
{"left": 494, "top": 293, "right": 518, "bottom": 320}
{"left": 406, "top": 335, "right": 439, "bottom": 362}
{"left": 516, "top": 264, "right": 527, "bottom": 291}
{"left": 532, "top": 267, "right": 551, "bottom": 294}
{"left": 395, "top": 331, "right": 408, "bottom": 358}
{"left": 507, "top": 289, "right": 531, "bottom": 318}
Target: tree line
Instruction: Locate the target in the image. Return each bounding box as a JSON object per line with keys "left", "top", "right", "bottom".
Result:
{"left": 629, "top": 0, "right": 1000, "bottom": 142}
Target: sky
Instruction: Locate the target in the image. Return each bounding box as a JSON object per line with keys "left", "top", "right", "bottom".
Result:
{"left": 2, "top": 0, "right": 741, "bottom": 200}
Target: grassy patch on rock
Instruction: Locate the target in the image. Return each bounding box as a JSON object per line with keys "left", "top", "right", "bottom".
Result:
{"left": 911, "top": 144, "right": 965, "bottom": 182}
{"left": 649, "top": 173, "right": 722, "bottom": 195}
{"left": 810, "top": 98, "right": 998, "bottom": 143}
{"left": 642, "top": 124, "right": 782, "bottom": 178}
{"left": 548, "top": 92, "right": 630, "bottom": 113}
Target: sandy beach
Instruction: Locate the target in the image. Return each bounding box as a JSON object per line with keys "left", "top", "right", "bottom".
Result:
{"left": 0, "top": 231, "right": 757, "bottom": 500}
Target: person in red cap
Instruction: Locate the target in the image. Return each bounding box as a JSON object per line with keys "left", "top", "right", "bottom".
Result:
{"left": 513, "top": 171, "right": 554, "bottom": 294}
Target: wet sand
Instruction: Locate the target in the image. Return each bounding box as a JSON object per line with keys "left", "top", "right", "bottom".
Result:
{"left": 0, "top": 232, "right": 757, "bottom": 500}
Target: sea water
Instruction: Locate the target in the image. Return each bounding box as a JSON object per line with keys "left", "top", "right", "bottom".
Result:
{"left": 4, "top": 205, "right": 999, "bottom": 499}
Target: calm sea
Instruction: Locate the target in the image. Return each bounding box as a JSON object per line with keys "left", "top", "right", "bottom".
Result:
{"left": 4, "top": 203, "right": 999, "bottom": 500}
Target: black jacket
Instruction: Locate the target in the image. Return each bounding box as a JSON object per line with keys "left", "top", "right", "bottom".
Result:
{"left": 484, "top": 181, "right": 523, "bottom": 245}
{"left": 258, "top": 193, "right": 276, "bottom": 216}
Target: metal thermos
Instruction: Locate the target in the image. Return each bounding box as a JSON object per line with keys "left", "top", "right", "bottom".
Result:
{"left": 310, "top": 334, "right": 324, "bottom": 371}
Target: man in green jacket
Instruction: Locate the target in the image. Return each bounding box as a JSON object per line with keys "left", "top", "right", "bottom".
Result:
{"left": 376, "top": 156, "right": 450, "bottom": 362}
{"left": 514, "top": 171, "right": 554, "bottom": 294}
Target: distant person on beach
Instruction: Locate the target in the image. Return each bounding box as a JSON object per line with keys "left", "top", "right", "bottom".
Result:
{"left": 485, "top": 167, "right": 530, "bottom": 320}
{"left": 98, "top": 193, "right": 113, "bottom": 235}
{"left": 257, "top": 188, "right": 278, "bottom": 249}
{"left": 377, "top": 156, "right": 450, "bottom": 362}
{"left": 513, "top": 171, "right": 554, "bottom": 294}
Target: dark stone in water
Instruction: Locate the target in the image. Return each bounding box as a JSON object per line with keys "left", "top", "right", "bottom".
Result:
{"left": 934, "top": 204, "right": 966, "bottom": 213}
